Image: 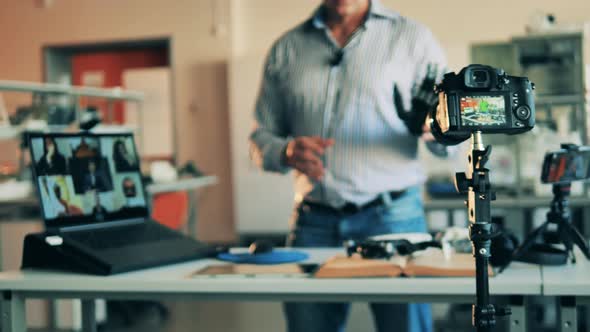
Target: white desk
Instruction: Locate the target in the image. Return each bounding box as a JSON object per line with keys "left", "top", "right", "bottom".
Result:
{"left": 0, "top": 249, "right": 542, "bottom": 332}
{"left": 542, "top": 250, "right": 590, "bottom": 332}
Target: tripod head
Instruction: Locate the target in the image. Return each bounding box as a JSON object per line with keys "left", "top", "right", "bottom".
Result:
{"left": 455, "top": 132, "right": 495, "bottom": 225}
{"left": 547, "top": 183, "right": 571, "bottom": 226}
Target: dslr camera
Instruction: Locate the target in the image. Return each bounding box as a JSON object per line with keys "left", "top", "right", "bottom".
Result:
{"left": 431, "top": 64, "right": 536, "bottom": 145}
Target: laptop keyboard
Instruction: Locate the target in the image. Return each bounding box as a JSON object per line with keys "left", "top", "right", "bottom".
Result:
{"left": 69, "top": 222, "right": 183, "bottom": 251}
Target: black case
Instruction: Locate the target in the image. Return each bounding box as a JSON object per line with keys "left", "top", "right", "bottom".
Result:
{"left": 22, "top": 233, "right": 112, "bottom": 275}
{"left": 21, "top": 231, "right": 219, "bottom": 275}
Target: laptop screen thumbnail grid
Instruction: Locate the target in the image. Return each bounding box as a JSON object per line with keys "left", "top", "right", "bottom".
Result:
{"left": 30, "top": 134, "right": 148, "bottom": 226}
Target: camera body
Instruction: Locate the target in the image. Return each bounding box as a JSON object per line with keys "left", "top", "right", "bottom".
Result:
{"left": 432, "top": 65, "right": 535, "bottom": 143}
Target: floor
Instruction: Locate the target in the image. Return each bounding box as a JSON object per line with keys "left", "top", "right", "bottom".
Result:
{"left": 27, "top": 298, "right": 585, "bottom": 332}
{"left": 86, "top": 301, "right": 472, "bottom": 332}
{"left": 93, "top": 301, "right": 381, "bottom": 332}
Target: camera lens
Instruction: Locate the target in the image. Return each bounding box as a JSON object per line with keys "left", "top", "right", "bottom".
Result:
{"left": 472, "top": 70, "right": 489, "bottom": 83}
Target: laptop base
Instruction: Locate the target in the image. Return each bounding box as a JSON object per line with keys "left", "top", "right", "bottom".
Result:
{"left": 22, "top": 231, "right": 221, "bottom": 275}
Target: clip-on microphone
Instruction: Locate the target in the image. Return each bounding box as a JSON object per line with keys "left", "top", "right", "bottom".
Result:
{"left": 330, "top": 50, "right": 344, "bottom": 67}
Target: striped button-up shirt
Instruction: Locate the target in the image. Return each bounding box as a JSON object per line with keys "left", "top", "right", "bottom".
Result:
{"left": 250, "top": 0, "right": 449, "bottom": 208}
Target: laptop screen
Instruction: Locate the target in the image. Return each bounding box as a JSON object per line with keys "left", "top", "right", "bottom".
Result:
{"left": 29, "top": 132, "right": 148, "bottom": 228}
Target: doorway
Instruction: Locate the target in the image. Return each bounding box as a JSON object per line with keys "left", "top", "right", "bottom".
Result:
{"left": 43, "top": 38, "right": 175, "bottom": 161}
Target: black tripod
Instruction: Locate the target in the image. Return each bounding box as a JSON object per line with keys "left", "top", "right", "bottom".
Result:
{"left": 505, "top": 182, "right": 590, "bottom": 269}
{"left": 455, "top": 132, "right": 510, "bottom": 331}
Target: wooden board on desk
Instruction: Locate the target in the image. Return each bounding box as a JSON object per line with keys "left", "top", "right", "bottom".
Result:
{"left": 315, "top": 250, "right": 493, "bottom": 278}
{"left": 404, "top": 250, "right": 494, "bottom": 277}
{"left": 191, "top": 263, "right": 312, "bottom": 277}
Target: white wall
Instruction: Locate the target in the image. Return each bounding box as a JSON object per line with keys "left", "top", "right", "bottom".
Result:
{"left": 232, "top": 0, "right": 590, "bottom": 66}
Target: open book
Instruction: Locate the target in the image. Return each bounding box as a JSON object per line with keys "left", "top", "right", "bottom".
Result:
{"left": 314, "top": 249, "right": 494, "bottom": 278}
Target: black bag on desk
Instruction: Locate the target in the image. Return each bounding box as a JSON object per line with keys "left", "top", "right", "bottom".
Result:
{"left": 21, "top": 222, "right": 218, "bottom": 275}
{"left": 22, "top": 232, "right": 111, "bottom": 274}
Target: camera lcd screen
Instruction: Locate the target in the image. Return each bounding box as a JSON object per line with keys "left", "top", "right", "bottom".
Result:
{"left": 541, "top": 148, "right": 590, "bottom": 184}
{"left": 460, "top": 96, "right": 507, "bottom": 127}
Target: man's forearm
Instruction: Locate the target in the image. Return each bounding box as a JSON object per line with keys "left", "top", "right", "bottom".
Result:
{"left": 249, "top": 128, "right": 291, "bottom": 173}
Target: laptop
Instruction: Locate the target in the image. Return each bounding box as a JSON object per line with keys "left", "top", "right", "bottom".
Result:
{"left": 26, "top": 132, "right": 220, "bottom": 274}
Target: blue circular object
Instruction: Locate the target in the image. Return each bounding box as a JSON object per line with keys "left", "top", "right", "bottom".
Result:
{"left": 217, "top": 250, "right": 309, "bottom": 264}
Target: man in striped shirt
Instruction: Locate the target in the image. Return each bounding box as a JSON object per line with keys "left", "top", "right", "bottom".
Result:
{"left": 250, "top": 0, "right": 450, "bottom": 331}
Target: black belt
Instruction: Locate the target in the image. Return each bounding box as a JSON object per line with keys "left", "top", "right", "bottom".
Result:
{"left": 302, "top": 190, "right": 407, "bottom": 215}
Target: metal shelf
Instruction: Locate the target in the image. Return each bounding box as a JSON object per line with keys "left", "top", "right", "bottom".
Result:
{"left": 146, "top": 176, "right": 218, "bottom": 194}
{"left": 0, "top": 80, "right": 144, "bottom": 101}
{"left": 0, "top": 126, "right": 18, "bottom": 139}
{"left": 535, "top": 94, "right": 586, "bottom": 106}
{"left": 0, "top": 80, "right": 146, "bottom": 145}
{"left": 424, "top": 196, "right": 590, "bottom": 210}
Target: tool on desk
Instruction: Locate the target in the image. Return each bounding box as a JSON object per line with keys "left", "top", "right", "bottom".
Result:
{"left": 437, "top": 227, "right": 471, "bottom": 259}
{"left": 217, "top": 245, "right": 309, "bottom": 265}
{"left": 192, "top": 263, "right": 319, "bottom": 278}
{"left": 309, "top": 232, "right": 492, "bottom": 278}
{"left": 438, "top": 226, "right": 520, "bottom": 268}
{"left": 22, "top": 132, "right": 220, "bottom": 275}
{"left": 248, "top": 239, "right": 274, "bottom": 255}
{"left": 344, "top": 238, "right": 441, "bottom": 260}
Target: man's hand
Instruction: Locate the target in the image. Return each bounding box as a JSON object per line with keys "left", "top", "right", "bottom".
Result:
{"left": 394, "top": 63, "right": 443, "bottom": 137}
{"left": 285, "top": 136, "right": 334, "bottom": 180}
{"left": 421, "top": 115, "right": 435, "bottom": 142}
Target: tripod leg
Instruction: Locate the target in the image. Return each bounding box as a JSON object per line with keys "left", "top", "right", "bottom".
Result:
{"left": 500, "top": 221, "right": 550, "bottom": 272}
{"left": 557, "top": 222, "right": 576, "bottom": 263}
{"left": 560, "top": 222, "right": 590, "bottom": 261}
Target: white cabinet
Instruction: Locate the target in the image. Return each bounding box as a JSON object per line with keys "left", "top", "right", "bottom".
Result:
{"left": 123, "top": 67, "right": 174, "bottom": 159}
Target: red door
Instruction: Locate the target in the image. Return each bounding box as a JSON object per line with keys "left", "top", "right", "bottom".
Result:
{"left": 71, "top": 49, "right": 168, "bottom": 124}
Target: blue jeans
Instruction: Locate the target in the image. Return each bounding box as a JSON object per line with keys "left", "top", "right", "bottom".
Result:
{"left": 283, "top": 187, "right": 433, "bottom": 332}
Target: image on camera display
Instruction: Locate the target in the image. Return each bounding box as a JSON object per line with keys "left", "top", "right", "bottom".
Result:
{"left": 460, "top": 96, "right": 506, "bottom": 127}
